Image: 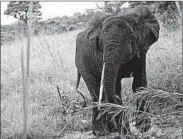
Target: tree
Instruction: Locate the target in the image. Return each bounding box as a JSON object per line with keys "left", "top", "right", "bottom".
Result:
{"left": 129, "top": 1, "right": 182, "bottom": 15}
{"left": 85, "top": 9, "right": 96, "bottom": 18}
{"left": 4, "top": 1, "right": 42, "bottom": 25}
{"left": 72, "top": 12, "right": 82, "bottom": 23}
{"left": 96, "top": 1, "right": 126, "bottom": 14}
{"left": 73, "top": 12, "right": 82, "bottom": 19}
{"left": 4, "top": 1, "right": 42, "bottom": 35}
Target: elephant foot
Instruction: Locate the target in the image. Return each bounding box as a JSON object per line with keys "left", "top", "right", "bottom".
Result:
{"left": 92, "top": 120, "right": 117, "bottom": 136}
{"left": 135, "top": 117, "right": 151, "bottom": 133}
{"left": 108, "top": 124, "right": 118, "bottom": 133}
{"left": 92, "top": 120, "right": 109, "bottom": 136}
{"left": 119, "top": 127, "right": 137, "bottom": 139}
{"left": 92, "top": 128, "right": 109, "bottom": 137}
{"left": 108, "top": 119, "right": 119, "bottom": 133}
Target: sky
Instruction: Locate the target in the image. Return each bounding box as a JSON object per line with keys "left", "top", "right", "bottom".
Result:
{"left": 1, "top": 2, "right": 129, "bottom": 25}
{"left": 1, "top": 2, "right": 104, "bottom": 25}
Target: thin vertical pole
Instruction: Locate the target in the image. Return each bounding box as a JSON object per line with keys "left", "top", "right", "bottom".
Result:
{"left": 22, "top": 2, "right": 33, "bottom": 139}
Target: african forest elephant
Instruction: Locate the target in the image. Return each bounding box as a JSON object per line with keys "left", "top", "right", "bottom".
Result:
{"left": 75, "top": 5, "right": 160, "bottom": 136}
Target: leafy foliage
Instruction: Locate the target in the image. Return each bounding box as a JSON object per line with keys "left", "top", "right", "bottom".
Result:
{"left": 96, "top": 1, "right": 126, "bottom": 14}
{"left": 1, "top": 8, "right": 95, "bottom": 44}
{"left": 2, "top": 2, "right": 182, "bottom": 44}
{"left": 4, "top": 1, "right": 42, "bottom": 24}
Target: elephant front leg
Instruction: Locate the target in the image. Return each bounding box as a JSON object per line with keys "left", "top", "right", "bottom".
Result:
{"left": 92, "top": 105, "right": 109, "bottom": 136}
{"left": 84, "top": 79, "right": 109, "bottom": 136}
{"left": 91, "top": 86, "right": 117, "bottom": 136}
{"left": 132, "top": 55, "right": 151, "bottom": 133}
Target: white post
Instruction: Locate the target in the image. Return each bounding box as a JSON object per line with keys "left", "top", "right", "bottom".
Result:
{"left": 22, "top": 2, "right": 33, "bottom": 139}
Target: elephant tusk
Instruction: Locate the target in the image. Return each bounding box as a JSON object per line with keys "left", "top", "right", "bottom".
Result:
{"left": 98, "top": 63, "right": 105, "bottom": 110}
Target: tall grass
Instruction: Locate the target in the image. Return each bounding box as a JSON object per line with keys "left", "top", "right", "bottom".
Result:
{"left": 1, "top": 23, "right": 182, "bottom": 138}
{"left": 1, "top": 29, "right": 91, "bottom": 139}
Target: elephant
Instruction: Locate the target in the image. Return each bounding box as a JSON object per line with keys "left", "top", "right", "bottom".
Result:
{"left": 75, "top": 5, "right": 160, "bottom": 136}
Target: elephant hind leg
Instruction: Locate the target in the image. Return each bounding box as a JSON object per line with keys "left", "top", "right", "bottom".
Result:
{"left": 81, "top": 73, "right": 109, "bottom": 136}
{"left": 75, "top": 70, "right": 86, "bottom": 107}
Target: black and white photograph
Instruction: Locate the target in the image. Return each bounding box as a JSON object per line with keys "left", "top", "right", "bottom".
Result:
{"left": 1, "top": 1, "right": 182, "bottom": 139}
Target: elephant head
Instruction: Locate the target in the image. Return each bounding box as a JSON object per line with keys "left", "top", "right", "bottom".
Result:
{"left": 87, "top": 5, "right": 160, "bottom": 103}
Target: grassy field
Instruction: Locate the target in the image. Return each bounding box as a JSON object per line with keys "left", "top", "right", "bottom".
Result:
{"left": 1, "top": 25, "right": 182, "bottom": 139}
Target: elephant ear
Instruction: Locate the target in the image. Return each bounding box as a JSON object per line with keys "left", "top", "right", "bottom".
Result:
{"left": 87, "top": 11, "right": 111, "bottom": 51}
{"left": 144, "top": 15, "right": 160, "bottom": 46}
{"left": 135, "top": 5, "right": 160, "bottom": 53}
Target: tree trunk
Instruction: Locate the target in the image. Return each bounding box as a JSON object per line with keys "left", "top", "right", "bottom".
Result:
{"left": 175, "top": 1, "right": 182, "bottom": 24}
{"left": 175, "top": 2, "right": 182, "bottom": 16}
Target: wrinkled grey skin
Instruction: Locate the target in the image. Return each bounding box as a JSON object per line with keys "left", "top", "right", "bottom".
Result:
{"left": 75, "top": 5, "right": 160, "bottom": 136}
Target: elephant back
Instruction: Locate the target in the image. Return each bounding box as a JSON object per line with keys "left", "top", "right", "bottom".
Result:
{"left": 116, "top": 5, "right": 152, "bottom": 18}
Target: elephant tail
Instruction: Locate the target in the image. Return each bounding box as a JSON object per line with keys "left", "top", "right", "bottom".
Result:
{"left": 75, "top": 71, "right": 86, "bottom": 107}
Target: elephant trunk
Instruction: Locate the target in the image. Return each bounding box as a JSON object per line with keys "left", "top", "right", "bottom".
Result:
{"left": 103, "top": 41, "right": 133, "bottom": 103}
{"left": 103, "top": 46, "right": 122, "bottom": 103}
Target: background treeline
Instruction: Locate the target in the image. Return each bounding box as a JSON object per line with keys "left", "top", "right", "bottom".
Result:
{"left": 1, "top": 9, "right": 95, "bottom": 44}
{"left": 1, "top": 1, "right": 182, "bottom": 44}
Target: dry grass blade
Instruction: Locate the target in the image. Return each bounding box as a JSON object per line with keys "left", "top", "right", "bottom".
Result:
{"left": 56, "top": 85, "right": 62, "bottom": 100}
